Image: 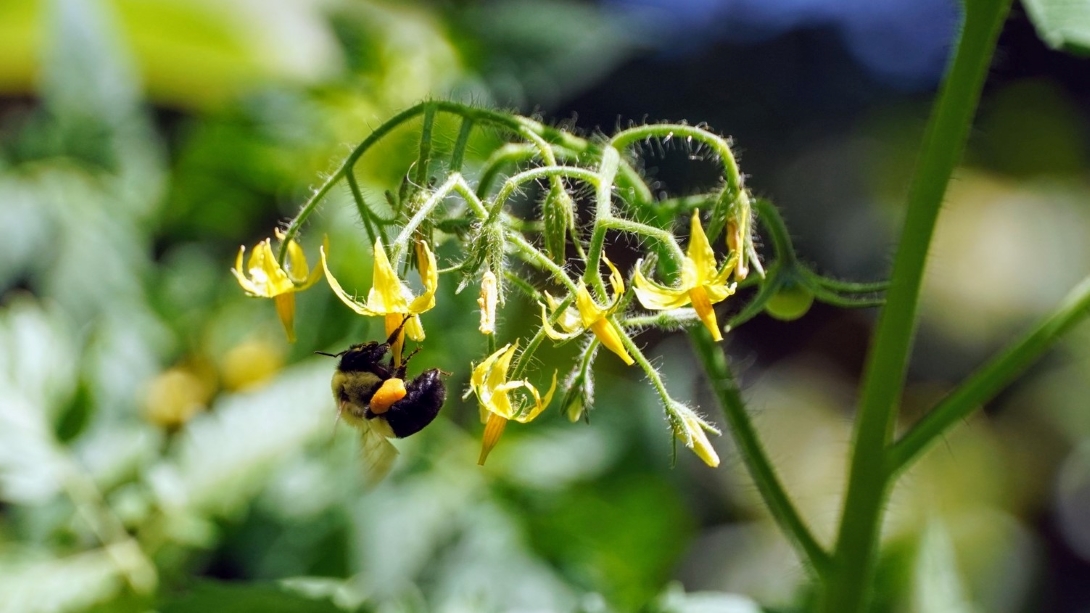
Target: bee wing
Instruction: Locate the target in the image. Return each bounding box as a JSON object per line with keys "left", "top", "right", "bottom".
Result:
{"left": 360, "top": 421, "right": 399, "bottom": 485}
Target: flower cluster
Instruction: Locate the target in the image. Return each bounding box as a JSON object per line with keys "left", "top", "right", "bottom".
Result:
{"left": 228, "top": 105, "right": 822, "bottom": 472}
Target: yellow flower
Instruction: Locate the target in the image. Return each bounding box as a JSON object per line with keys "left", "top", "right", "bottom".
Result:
{"left": 466, "top": 342, "right": 557, "bottom": 465}
{"left": 321, "top": 238, "right": 438, "bottom": 363}
{"left": 633, "top": 210, "right": 737, "bottom": 341}
{"left": 673, "top": 404, "right": 721, "bottom": 467}
{"left": 540, "top": 256, "right": 633, "bottom": 365}
{"left": 232, "top": 229, "right": 323, "bottom": 342}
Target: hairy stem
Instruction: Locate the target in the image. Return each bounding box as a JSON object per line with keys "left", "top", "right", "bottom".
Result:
{"left": 821, "top": 1, "right": 1012, "bottom": 610}
{"left": 689, "top": 326, "right": 831, "bottom": 576}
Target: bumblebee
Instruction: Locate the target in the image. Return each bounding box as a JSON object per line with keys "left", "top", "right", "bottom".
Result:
{"left": 322, "top": 321, "right": 446, "bottom": 480}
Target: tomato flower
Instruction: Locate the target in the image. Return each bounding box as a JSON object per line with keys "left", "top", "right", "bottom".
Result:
{"left": 633, "top": 210, "right": 737, "bottom": 341}
{"left": 232, "top": 229, "right": 323, "bottom": 342}
{"left": 465, "top": 342, "right": 557, "bottom": 465}
{"left": 541, "top": 256, "right": 633, "bottom": 365}
{"left": 322, "top": 238, "right": 437, "bottom": 363}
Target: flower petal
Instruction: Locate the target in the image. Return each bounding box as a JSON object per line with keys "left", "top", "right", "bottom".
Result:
{"left": 689, "top": 285, "right": 723, "bottom": 342}
{"left": 408, "top": 239, "right": 439, "bottom": 314}
{"left": 677, "top": 409, "right": 721, "bottom": 467}
{"left": 687, "top": 210, "right": 718, "bottom": 282}
{"left": 368, "top": 239, "right": 411, "bottom": 314}
{"left": 633, "top": 262, "right": 692, "bottom": 311}
{"left": 321, "top": 244, "right": 384, "bottom": 317}
{"left": 603, "top": 255, "right": 626, "bottom": 310}
{"left": 541, "top": 303, "right": 581, "bottom": 342}
{"left": 590, "top": 318, "right": 634, "bottom": 365}
{"left": 574, "top": 283, "right": 606, "bottom": 329}
{"left": 274, "top": 293, "right": 297, "bottom": 343}
{"left": 477, "top": 412, "right": 508, "bottom": 465}
{"left": 231, "top": 246, "right": 261, "bottom": 295}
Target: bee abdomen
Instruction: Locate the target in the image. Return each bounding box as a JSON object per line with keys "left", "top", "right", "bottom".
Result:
{"left": 383, "top": 369, "right": 446, "bottom": 438}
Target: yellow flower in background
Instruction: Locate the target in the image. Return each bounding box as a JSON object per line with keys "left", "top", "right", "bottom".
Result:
{"left": 541, "top": 256, "right": 634, "bottom": 365}
{"left": 633, "top": 210, "right": 737, "bottom": 341}
{"left": 466, "top": 342, "right": 557, "bottom": 465}
{"left": 232, "top": 229, "right": 323, "bottom": 342}
{"left": 321, "top": 238, "right": 438, "bottom": 364}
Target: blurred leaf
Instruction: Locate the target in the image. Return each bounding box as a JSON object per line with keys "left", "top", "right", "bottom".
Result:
{"left": 1023, "top": 0, "right": 1090, "bottom": 54}
{"left": 160, "top": 580, "right": 345, "bottom": 613}
{"left": 521, "top": 472, "right": 693, "bottom": 610}
{"left": 0, "top": 549, "right": 126, "bottom": 613}
{"left": 42, "top": 0, "right": 140, "bottom": 133}
{"left": 0, "top": 299, "right": 76, "bottom": 504}
{"left": 910, "top": 520, "right": 973, "bottom": 613}
{"left": 651, "top": 583, "right": 764, "bottom": 613}
{"left": 147, "top": 361, "right": 332, "bottom": 519}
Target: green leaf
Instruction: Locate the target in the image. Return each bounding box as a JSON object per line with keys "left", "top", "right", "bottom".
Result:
{"left": 1023, "top": 0, "right": 1090, "bottom": 54}
{"left": 160, "top": 580, "right": 346, "bottom": 613}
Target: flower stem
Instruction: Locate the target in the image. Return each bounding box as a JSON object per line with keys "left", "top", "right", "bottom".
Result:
{"left": 688, "top": 326, "right": 831, "bottom": 576}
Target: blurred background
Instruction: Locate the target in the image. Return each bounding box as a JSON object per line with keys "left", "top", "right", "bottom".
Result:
{"left": 1, "top": 0, "right": 1089, "bottom": 611}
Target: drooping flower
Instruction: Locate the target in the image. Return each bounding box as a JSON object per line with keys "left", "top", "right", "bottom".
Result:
{"left": 541, "top": 256, "right": 633, "bottom": 365}
{"left": 322, "top": 238, "right": 437, "bottom": 363}
{"left": 232, "top": 229, "right": 323, "bottom": 342}
{"left": 672, "top": 402, "right": 721, "bottom": 467}
{"left": 465, "top": 342, "right": 557, "bottom": 465}
{"left": 633, "top": 210, "right": 737, "bottom": 341}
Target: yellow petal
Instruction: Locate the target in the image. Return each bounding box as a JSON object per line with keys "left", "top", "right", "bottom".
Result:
{"left": 385, "top": 313, "right": 407, "bottom": 365}
{"left": 231, "top": 246, "right": 260, "bottom": 295}
{"left": 541, "top": 303, "right": 581, "bottom": 342}
{"left": 274, "top": 293, "right": 297, "bottom": 343}
{"left": 469, "top": 343, "right": 519, "bottom": 420}
{"left": 404, "top": 314, "right": 425, "bottom": 341}
{"left": 590, "top": 318, "right": 634, "bottom": 365}
{"left": 478, "top": 412, "right": 508, "bottom": 465}
{"left": 321, "top": 244, "right": 384, "bottom": 317}
{"left": 633, "top": 262, "right": 692, "bottom": 311}
{"left": 516, "top": 370, "right": 557, "bottom": 423}
{"left": 703, "top": 278, "right": 737, "bottom": 304}
{"left": 689, "top": 285, "right": 723, "bottom": 342}
{"left": 574, "top": 283, "right": 607, "bottom": 329}
{"left": 368, "top": 239, "right": 411, "bottom": 313}
{"left": 678, "top": 410, "right": 721, "bottom": 467}
{"left": 408, "top": 239, "right": 438, "bottom": 314}
{"left": 603, "top": 255, "right": 626, "bottom": 310}
{"left": 687, "top": 210, "right": 718, "bottom": 282}
{"left": 282, "top": 233, "right": 310, "bottom": 285}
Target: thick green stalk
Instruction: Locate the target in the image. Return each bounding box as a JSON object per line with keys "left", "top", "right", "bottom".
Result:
{"left": 821, "top": 1, "right": 1011, "bottom": 611}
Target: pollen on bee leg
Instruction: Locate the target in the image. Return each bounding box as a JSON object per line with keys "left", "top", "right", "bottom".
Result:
{"left": 370, "top": 378, "right": 407, "bottom": 414}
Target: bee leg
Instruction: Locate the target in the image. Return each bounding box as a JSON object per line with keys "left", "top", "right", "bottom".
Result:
{"left": 384, "top": 314, "right": 413, "bottom": 346}
{"left": 394, "top": 346, "right": 421, "bottom": 378}
{"left": 381, "top": 369, "right": 446, "bottom": 438}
